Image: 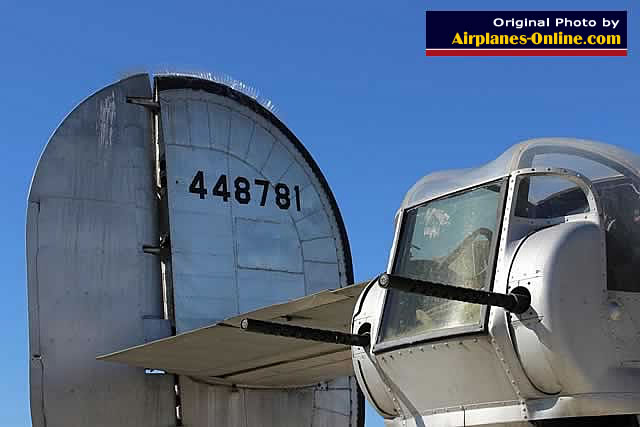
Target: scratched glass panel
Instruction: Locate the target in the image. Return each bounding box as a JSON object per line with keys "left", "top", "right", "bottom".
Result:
{"left": 380, "top": 180, "right": 504, "bottom": 343}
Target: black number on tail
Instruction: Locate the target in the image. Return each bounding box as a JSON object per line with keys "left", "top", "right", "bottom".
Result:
{"left": 234, "top": 177, "right": 251, "bottom": 204}
{"left": 212, "top": 175, "right": 231, "bottom": 201}
{"left": 275, "top": 183, "right": 290, "bottom": 209}
{"left": 189, "top": 171, "right": 207, "bottom": 199}
{"left": 294, "top": 185, "right": 301, "bottom": 211}
{"left": 255, "top": 179, "right": 270, "bottom": 206}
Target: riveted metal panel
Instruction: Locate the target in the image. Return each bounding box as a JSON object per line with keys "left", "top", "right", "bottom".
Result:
{"left": 156, "top": 75, "right": 352, "bottom": 331}
{"left": 26, "top": 74, "right": 175, "bottom": 427}
{"left": 98, "top": 282, "right": 368, "bottom": 387}
{"left": 155, "top": 75, "right": 360, "bottom": 427}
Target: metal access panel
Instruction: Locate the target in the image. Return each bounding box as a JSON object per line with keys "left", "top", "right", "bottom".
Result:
{"left": 156, "top": 75, "right": 353, "bottom": 332}
{"left": 155, "top": 75, "right": 361, "bottom": 427}
{"left": 26, "top": 74, "right": 175, "bottom": 427}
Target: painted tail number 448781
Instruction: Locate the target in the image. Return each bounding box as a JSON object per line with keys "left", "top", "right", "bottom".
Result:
{"left": 188, "top": 170, "right": 302, "bottom": 211}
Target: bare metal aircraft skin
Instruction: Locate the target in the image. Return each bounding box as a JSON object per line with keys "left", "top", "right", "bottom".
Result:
{"left": 106, "top": 138, "right": 640, "bottom": 427}
{"left": 27, "top": 74, "right": 361, "bottom": 427}
{"left": 351, "top": 139, "right": 640, "bottom": 426}
{"left": 27, "top": 74, "right": 640, "bottom": 427}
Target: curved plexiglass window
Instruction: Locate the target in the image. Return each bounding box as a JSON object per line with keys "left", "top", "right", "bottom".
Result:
{"left": 379, "top": 180, "right": 505, "bottom": 344}
{"left": 514, "top": 175, "right": 590, "bottom": 219}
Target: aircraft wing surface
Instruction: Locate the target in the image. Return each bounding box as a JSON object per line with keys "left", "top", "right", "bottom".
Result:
{"left": 98, "top": 281, "right": 367, "bottom": 387}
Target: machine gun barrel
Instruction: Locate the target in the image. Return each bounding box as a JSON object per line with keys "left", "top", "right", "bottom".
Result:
{"left": 240, "top": 318, "right": 370, "bottom": 347}
{"left": 378, "top": 274, "right": 531, "bottom": 314}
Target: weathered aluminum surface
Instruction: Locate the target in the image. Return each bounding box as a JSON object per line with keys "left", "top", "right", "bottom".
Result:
{"left": 509, "top": 222, "right": 605, "bottom": 394}
{"left": 156, "top": 75, "right": 352, "bottom": 333}
{"left": 26, "top": 74, "right": 175, "bottom": 426}
{"left": 503, "top": 168, "right": 604, "bottom": 396}
{"left": 154, "top": 75, "right": 361, "bottom": 426}
{"left": 371, "top": 142, "right": 640, "bottom": 425}
{"left": 505, "top": 168, "right": 640, "bottom": 397}
{"left": 98, "top": 282, "right": 366, "bottom": 386}
{"left": 351, "top": 279, "right": 399, "bottom": 419}
{"left": 382, "top": 395, "right": 640, "bottom": 427}
{"left": 179, "top": 375, "right": 360, "bottom": 427}
{"left": 375, "top": 335, "right": 517, "bottom": 414}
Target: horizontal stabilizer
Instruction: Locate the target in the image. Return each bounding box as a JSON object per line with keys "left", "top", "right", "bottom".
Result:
{"left": 98, "top": 281, "right": 367, "bottom": 387}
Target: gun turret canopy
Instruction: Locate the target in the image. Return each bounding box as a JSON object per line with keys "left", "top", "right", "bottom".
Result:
{"left": 402, "top": 138, "right": 640, "bottom": 210}
{"left": 354, "top": 138, "right": 640, "bottom": 426}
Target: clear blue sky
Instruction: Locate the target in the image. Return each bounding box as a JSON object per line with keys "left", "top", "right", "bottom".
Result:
{"left": 2, "top": 1, "right": 638, "bottom": 426}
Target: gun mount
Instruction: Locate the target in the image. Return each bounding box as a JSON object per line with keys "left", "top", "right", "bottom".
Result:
{"left": 240, "top": 318, "right": 371, "bottom": 347}
{"left": 377, "top": 273, "right": 531, "bottom": 314}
